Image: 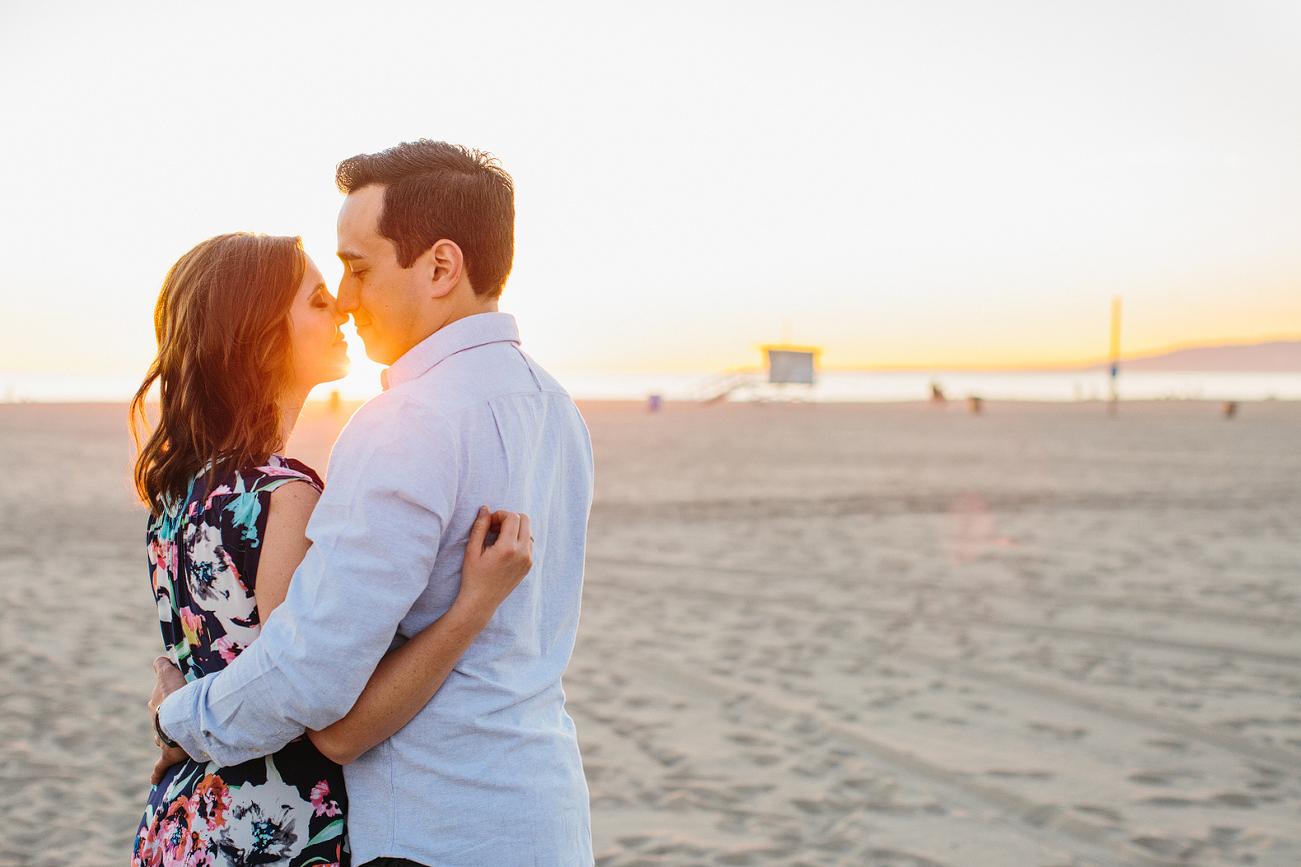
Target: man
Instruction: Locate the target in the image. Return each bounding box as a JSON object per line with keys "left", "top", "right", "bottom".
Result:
{"left": 154, "top": 140, "right": 595, "bottom": 866}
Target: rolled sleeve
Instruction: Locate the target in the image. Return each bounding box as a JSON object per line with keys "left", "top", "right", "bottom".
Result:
{"left": 159, "top": 395, "right": 459, "bottom": 766}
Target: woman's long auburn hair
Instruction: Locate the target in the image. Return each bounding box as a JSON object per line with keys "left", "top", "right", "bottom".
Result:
{"left": 130, "top": 233, "right": 306, "bottom": 516}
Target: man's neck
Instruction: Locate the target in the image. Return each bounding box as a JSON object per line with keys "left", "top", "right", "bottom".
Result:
{"left": 437, "top": 297, "right": 500, "bottom": 332}
{"left": 402, "top": 296, "right": 501, "bottom": 359}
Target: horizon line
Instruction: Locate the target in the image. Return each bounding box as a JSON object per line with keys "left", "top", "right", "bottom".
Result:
{"left": 565, "top": 334, "right": 1301, "bottom": 375}
{"left": 2, "top": 333, "right": 1299, "bottom": 378}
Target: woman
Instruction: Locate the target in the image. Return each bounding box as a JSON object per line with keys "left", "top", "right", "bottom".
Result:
{"left": 128, "top": 233, "right": 532, "bottom": 867}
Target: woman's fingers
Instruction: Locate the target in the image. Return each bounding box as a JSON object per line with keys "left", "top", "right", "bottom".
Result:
{"left": 493, "top": 512, "right": 521, "bottom": 552}
{"left": 504, "top": 514, "right": 532, "bottom": 576}
{"left": 471, "top": 508, "right": 533, "bottom": 571}
{"left": 150, "top": 746, "right": 186, "bottom": 786}
{"left": 456, "top": 509, "right": 534, "bottom": 616}
{"left": 466, "top": 506, "right": 491, "bottom": 558}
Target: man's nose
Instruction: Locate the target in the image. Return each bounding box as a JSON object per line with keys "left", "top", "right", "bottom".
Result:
{"left": 326, "top": 290, "right": 349, "bottom": 325}
{"left": 336, "top": 280, "right": 358, "bottom": 314}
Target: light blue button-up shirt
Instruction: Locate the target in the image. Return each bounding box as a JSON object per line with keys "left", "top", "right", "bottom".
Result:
{"left": 159, "top": 313, "right": 595, "bottom": 866}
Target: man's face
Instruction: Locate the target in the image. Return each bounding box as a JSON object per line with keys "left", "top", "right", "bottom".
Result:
{"left": 336, "top": 185, "right": 426, "bottom": 366}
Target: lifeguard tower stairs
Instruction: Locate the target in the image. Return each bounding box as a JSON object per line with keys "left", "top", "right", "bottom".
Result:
{"left": 697, "top": 345, "right": 820, "bottom": 402}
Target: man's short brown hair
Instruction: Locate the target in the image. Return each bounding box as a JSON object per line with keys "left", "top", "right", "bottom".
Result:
{"left": 336, "top": 140, "right": 515, "bottom": 298}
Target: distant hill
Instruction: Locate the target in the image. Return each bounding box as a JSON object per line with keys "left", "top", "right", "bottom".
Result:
{"left": 1103, "top": 340, "right": 1301, "bottom": 372}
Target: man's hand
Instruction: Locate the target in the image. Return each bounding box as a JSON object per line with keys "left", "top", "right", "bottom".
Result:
{"left": 148, "top": 656, "right": 190, "bottom": 785}
{"left": 454, "top": 507, "right": 533, "bottom": 626}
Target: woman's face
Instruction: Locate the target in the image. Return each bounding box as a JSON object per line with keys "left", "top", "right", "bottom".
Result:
{"left": 287, "top": 256, "right": 349, "bottom": 393}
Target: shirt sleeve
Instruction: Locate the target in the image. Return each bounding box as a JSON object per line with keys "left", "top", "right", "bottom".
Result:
{"left": 159, "top": 395, "right": 459, "bottom": 767}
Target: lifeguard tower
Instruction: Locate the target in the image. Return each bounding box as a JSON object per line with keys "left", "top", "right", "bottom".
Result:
{"left": 694, "top": 344, "right": 821, "bottom": 403}
{"left": 762, "top": 345, "right": 819, "bottom": 399}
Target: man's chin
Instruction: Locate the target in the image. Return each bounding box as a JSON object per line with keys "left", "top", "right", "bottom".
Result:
{"left": 362, "top": 342, "right": 399, "bottom": 367}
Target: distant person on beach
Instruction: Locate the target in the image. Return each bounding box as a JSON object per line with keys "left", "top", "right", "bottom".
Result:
{"left": 130, "top": 232, "right": 535, "bottom": 867}
{"left": 146, "top": 141, "right": 596, "bottom": 867}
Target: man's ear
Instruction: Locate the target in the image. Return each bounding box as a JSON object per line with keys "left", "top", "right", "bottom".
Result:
{"left": 419, "top": 239, "right": 465, "bottom": 299}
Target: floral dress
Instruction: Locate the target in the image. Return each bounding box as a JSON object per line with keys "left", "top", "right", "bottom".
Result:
{"left": 132, "top": 457, "right": 348, "bottom": 867}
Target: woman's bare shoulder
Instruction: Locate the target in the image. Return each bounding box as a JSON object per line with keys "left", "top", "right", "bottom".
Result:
{"left": 267, "top": 481, "right": 321, "bottom": 529}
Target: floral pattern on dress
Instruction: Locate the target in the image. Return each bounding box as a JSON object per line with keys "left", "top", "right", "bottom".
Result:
{"left": 133, "top": 457, "right": 348, "bottom": 867}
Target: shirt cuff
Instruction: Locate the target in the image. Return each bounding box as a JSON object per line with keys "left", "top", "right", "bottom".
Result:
{"left": 157, "top": 667, "right": 307, "bottom": 767}
{"left": 158, "top": 679, "right": 214, "bottom": 764}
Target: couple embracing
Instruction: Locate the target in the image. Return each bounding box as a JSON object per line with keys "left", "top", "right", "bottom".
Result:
{"left": 131, "top": 141, "right": 594, "bottom": 867}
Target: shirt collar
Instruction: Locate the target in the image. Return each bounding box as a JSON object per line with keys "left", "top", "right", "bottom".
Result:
{"left": 382, "top": 312, "right": 520, "bottom": 391}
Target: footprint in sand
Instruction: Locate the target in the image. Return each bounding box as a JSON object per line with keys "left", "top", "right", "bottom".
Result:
{"left": 985, "top": 769, "right": 1054, "bottom": 780}
{"left": 1073, "top": 804, "right": 1124, "bottom": 824}
{"left": 1025, "top": 720, "right": 1087, "bottom": 740}
{"left": 1132, "top": 834, "right": 1203, "bottom": 861}
{"left": 1138, "top": 795, "right": 1199, "bottom": 807}
{"left": 861, "top": 848, "right": 952, "bottom": 867}
{"left": 1127, "top": 770, "right": 1198, "bottom": 787}
{"left": 1144, "top": 738, "right": 1189, "bottom": 752}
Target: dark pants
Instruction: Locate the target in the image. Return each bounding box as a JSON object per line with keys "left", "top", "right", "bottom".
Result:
{"left": 361, "top": 860, "right": 428, "bottom": 867}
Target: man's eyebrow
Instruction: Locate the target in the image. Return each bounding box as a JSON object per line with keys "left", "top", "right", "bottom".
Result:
{"left": 337, "top": 249, "right": 365, "bottom": 262}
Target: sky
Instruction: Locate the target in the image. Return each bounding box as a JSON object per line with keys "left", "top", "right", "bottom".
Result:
{"left": 2, "top": 0, "right": 1300, "bottom": 398}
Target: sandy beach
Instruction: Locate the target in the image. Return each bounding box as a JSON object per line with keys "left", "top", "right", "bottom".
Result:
{"left": 1, "top": 399, "right": 1298, "bottom": 866}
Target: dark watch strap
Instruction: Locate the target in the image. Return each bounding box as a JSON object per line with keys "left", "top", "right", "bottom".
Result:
{"left": 154, "top": 708, "right": 180, "bottom": 749}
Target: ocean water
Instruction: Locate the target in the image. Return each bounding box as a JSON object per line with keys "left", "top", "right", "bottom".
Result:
{"left": 554, "top": 368, "right": 1301, "bottom": 403}
{"left": 7, "top": 368, "right": 1299, "bottom": 404}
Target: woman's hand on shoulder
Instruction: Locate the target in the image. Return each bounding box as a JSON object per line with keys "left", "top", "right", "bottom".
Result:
{"left": 453, "top": 507, "right": 533, "bottom": 628}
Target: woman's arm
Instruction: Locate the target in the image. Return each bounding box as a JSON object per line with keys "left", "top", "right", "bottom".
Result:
{"left": 148, "top": 481, "right": 322, "bottom": 785}
{"left": 306, "top": 507, "right": 533, "bottom": 764}
{"left": 255, "top": 489, "right": 533, "bottom": 765}
{"left": 253, "top": 481, "right": 320, "bottom": 617}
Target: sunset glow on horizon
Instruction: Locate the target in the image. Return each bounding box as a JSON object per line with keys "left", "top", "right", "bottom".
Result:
{"left": 3, "top": 1, "right": 1300, "bottom": 392}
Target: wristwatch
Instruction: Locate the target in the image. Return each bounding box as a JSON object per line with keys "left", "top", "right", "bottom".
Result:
{"left": 154, "top": 708, "right": 180, "bottom": 749}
